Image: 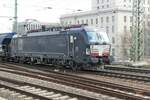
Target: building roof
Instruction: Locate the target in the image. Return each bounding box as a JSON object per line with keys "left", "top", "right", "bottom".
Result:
{"left": 60, "top": 8, "right": 132, "bottom": 19}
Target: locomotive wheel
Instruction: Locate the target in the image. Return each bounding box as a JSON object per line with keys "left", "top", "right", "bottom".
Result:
{"left": 72, "top": 64, "right": 78, "bottom": 71}
{"left": 0, "top": 57, "right": 5, "bottom": 62}
{"left": 69, "top": 61, "right": 78, "bottom": 71}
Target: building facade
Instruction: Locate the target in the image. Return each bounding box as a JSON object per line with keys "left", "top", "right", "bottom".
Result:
{"left": 60, "top": 0, "right": 150, "bottom": 61}
{"left": 17, "top": 19, "right": 60, "bottom": 36}
{"left": 17, "top": 19, "right": 42, "bottom": 35}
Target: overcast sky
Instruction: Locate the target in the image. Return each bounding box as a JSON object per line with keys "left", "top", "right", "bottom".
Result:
{"left": 0, "top": 0, "right": 91, "bottom": 32}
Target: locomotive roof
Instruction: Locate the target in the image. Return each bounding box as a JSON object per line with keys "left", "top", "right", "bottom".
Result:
{"left": 25, "top": 27, "right": 87, "bottom": 37}
{"left": 13, "top": 27, "right": 84, "bottom": 38}
{"left": 13, "top": 31, "right": 61, "bottom": 38}
{"left": 13, "top": 26, "right": 103, "bottom": 38}
{"left": 27, "top": 31, "right": 61, "bottom": 37}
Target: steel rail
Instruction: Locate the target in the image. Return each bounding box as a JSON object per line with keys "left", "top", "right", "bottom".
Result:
{"left": 0, "top": 74, "right": 96, "bottom": 100}
{"left": 0, "top": 63, "right": 149, "bottom": 100}
{"left": 104, "top": 65, "right": 150, "bottom": 74}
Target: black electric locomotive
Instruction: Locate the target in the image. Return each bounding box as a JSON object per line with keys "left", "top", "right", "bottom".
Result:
{"left": 1, "top": 25, "right": 111, "bottom": 70}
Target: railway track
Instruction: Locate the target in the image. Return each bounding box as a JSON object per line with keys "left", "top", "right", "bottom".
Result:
{"left": 0, "top": 75, "right": 91, "bottom": 100}
{"left": 104, "top": 65, "right": 150, "bottom": 74}
{"left": 83, "top": 67, "right": 150, "bottom": 82}
{"left": 5, "top": 62, "right": 150, "bottom": 82}
{"left": 0, "top": 63, "right": 150, "bottom": 100}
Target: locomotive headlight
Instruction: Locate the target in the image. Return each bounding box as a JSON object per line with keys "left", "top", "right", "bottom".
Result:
{"left": 70, "top": 35, "right": 74, "bottom": 43}
{"left": 86, "top": 48, "right": 91, "bottom": 55}
{"left": 102, "top": 51, "right": 110, "bottom": 56}
{"left": 102, "top": 45, "right": 110, "bottom": 56}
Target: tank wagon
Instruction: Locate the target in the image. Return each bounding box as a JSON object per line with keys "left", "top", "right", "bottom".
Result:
{"left": 1, "top": 25, "right": 111, "bottom": 70}
{"left": 0, "top": 32, "right": 16, "bottom": 58}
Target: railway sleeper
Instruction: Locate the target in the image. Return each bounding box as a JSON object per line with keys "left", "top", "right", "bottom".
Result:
{"left": 18, "top": 85, "right": 75, "bottom": 100}
{"left": 0, "top": 88, "right": 29, "bottom": 100}
{"left": 0, "top": 84, "right": 78, "bottom": 100}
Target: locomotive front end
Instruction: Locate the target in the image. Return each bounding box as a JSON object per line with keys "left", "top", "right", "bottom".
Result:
{"left": 85, "top": 27, "right": 111, "bottom": 64}
{"left": 88, "top": 44, "right": 110, "bottom": 64}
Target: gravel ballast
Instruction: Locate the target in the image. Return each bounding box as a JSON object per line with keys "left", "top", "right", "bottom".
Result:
{"left": 0, "top": 71, "right": 121, "bottom": 100}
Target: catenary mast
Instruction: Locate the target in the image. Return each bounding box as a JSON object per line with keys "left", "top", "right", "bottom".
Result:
{"left": 13, "top": 0, "right": 18, "bottom": 33}
{"left": 130, "top": 0, "right": 144, "bottom": 61}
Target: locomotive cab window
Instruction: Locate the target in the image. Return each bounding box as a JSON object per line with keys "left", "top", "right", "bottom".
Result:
{"left": 98, "top": 31, "right": 110, "bottom": 44}
{"left": 86, "top": 31, "right": 110, "bottom": 44}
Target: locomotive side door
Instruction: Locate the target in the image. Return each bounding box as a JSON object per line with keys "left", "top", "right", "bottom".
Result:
{"left": 69, "top": 35, "right": 75, "bottom": 58}
{"left": 68, "top": 33, "right": 78, "bottom": 58}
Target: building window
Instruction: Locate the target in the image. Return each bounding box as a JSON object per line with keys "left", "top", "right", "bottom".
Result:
{"left": 106, "top": 16, "right": 109, "bottom": 23}
{"left": 106, "top": 26, "right": 109, "bottom": 34}
{"left": 107, "top": 5, "right": 109, "bottom": 8}
{"left": 102, "top": 5, "right": 104, "bottom": 8}
{"left": 124, "top": 16, "right": 127, "bottom": 23}
{"left": 112, "top": 37, "right": 115, "bottom": 44}
{"left": 61, "top": 21, "right": 64, "bottom": 25}
{"left": 86, "top": 19, "right": 88, "bottom": 24}
{"left": 130, "top": 16, "right": 133, "bottom": 23}
{"left": 112, "top": 16, "right": 115, "bottom": 22}
{"left": 29, "top": 25, "right": 31, "bottom": 30}
{"left": 130, "top": 26, "right": 132, "bottom": 32}
{"left": 101, "top": 17, "right": 103, "bottom": 24}
{"left": 32, "top": 25, "right": 34, "bottom": 30}
{"left": 97, "top": 6, "right": 99, "bottom": 9}
{"left": 97, "top": 0, "right": 99, "bottom": 4}
{"left": 27, "top": 27, "right": 29, "bottom": 30}
{"left": 91, "top": 19, "right": 93, "bottom": 25}
{"left": 34, "top": 25, "right": 36, "bottom": 29}
{"left": 65, "top": 22, "right": 68, "bottom": 25}
{"left": 30, "top": 24, "right": 32, "bottom": 30}
{"left": 77, "top": 20, "right": 80, "bottom": 24}
{"left": 112, "top": 48, "right": 115, "bottom": 56}
{"left": 112, "top": 25, "right": 114, "bottom": 33}
{"left": 69, "top": 21, "right": 72, "bottom": 24}
{"left": 96, "top": 18, "right": 98, "bottom": 24}
{"left": 36, "top": 22, "right": 38, "bottom": 29}
{"left": 37, "top": 25, "right": 39, "bottom": 29}
{"left": 102, "top": 0, "right": 104, "bottom": 3}
{"left": 107, "top": 0, "right": 109, "bottom": 2}
{"left": 82, "top": 20, "right": 84, "bottom": 24}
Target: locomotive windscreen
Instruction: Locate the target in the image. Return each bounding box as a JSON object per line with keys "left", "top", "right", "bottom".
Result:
{"left": 86, "top": 31, "right": 110, "bottom": 44}
{"left": 97, "top": 31, "right": 110, "bottom": 44}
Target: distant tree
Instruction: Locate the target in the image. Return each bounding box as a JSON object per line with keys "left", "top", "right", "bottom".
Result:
{"left": 144, "top": 16, "right": 150, "bottom": 59}
{"left": 120, "top": 31, "right": 132, "bottom": 61}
